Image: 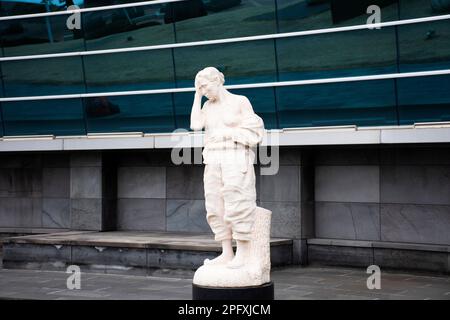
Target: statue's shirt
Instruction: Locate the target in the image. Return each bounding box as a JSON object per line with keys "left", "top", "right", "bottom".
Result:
{"left": 203, "top": 98, "right": 241, "bottom": 150}
{"left": 201, "top": 95, "right": 265, "bottom": 167}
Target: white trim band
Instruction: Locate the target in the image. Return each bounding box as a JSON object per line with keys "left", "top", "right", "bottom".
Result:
{"left": 1, "top": 124, "right": 450, "bottom": 152}
{"left": 0, "top": 14, "right": 449, "bottom": 62}
{"left": 1, "top": 68, "right": 449, "bottom": 102}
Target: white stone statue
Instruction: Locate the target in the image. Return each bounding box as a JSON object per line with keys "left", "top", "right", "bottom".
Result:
{"left": 190, "top": 67, "right": 272, "bottom": 287}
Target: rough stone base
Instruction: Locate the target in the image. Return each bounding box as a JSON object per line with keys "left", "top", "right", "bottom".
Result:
{"left": 193, "top": 207, "right": 272, "bottom": 287}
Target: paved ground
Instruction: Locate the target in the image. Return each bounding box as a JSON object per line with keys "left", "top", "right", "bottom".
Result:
{"left": 0, "top": 264, "right": 449, "bottom": 300}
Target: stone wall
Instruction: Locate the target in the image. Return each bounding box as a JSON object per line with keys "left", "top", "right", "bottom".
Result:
{"left": 114, "top": 147, "right": 314, "bottom": 264}
{"left": 0, "top": 152, "right": 70, "bottom": 230}
{"left": 0, "top": 151, "right": 116, "bottom": 232}
{"left": 313, "top": 145, "right": 450, "bottom": 246}
{"left": 0, "top": 144, "right": 449, "bottom": 271}
{"left": 114, "top": 150, "right": 208, "bottom": 233}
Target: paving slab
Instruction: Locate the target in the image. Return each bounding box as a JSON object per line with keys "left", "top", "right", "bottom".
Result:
{"left": 0, "top": 265, "right": 448, "bottom": 300}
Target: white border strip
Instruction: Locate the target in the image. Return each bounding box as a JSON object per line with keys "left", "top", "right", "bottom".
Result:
{"left": 2, "top": 125, "right": 450, "bottom": 151}
{"left": 1, "top": 69, "right": 449, "bottom": 102}
{"left": 0, "top": 0, "right": 186, "bottom": 21}
{"left": 1, "top": 14, "right": 449, "bottom": 62}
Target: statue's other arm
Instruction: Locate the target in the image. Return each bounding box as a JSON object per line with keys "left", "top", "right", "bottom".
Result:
{"left": 230, "top": 96, "right": 265, "bottom": 147}
{"left": 190, "top": 92, "right": 206, "bottom": 131}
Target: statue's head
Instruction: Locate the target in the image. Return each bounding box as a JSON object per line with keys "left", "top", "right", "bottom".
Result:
{"left": 195, "top": 67, "right": 225, "bottom": 101}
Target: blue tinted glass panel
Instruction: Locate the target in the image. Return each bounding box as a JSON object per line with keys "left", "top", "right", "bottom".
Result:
{"left": 0, "top": 0, "right": 68, "bottom": 16}
{"left": 173, "top": 91, "right": 197, "bottom": 130}
{"left": 2, "top": 98, "right": 85, "bottom": 136}
{"left": 0, "top": 15, "right": 85, "bottom": 56}
{"left": 174, "top": 87, "right": 277, "bottom": 131}
{"left": 84, "top": 93, "right": 175, "bottom": 133}
{"left": 399, "top": 0, "right": 450, "bottom": 19}
{"left": 0, "top": 61, "right": 4, "bottom": 97}
{"left": 277, "top": 0, "right": 399, "bottom": 33}
{"left": 397, "top": 75, "right": 450, "bottom": 124}
{"left": 0, "top": 102, "right": 4, "bottom": 137}
{"left": 83, "top": 49, "right": 175, "bottom": 93}
{"left": 0, "top": 0, "right": 142, "bottom": 17}
{"left": 174, "top": 40, "right": 277, "bottom": 87}
{"left": 81, "top": 1, "right": 138, "bottom": 10}
{"left": 84, "top": 3, "right": 175, "bottom": 50}
{"left": 276, "top": 80, "right": 397, "bottom": 128}
{"left": 277, "top": 27, "right": 397, "bottom": 81}
{"left": 174, "top": 0, "right": 276, "bottom": 42}
{"left": 229, "top": 87, "right": 278, "bottom": 129}
{"left": 2, "top": 56, "right": 85, "bottom": 97}
{"left": 398, "top": 20, "right": 450, "bottom": 72}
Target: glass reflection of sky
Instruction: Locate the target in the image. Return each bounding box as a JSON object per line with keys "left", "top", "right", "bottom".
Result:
{"left": 0, "top": 0, "right": 448, "bottom": 135}
{"left": 0, "top": 0, "right": 84, "bottom": 6}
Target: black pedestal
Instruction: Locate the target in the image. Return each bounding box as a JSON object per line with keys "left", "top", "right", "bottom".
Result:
{"left": 192, "top": 282, "right": 274, "bottom": 300}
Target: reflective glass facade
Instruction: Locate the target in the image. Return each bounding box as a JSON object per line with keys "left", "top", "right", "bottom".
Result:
{"left": 0, "top": 0, "right": 449, "bottom": 136}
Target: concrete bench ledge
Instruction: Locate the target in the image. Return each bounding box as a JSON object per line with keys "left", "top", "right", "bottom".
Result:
{"left": 2, "top": 231, "right": 294, "bottom": 274}
{"left": 307, "top": 238, "right": 449, "bottom": 253}
{"left": 3, "top": 231, "right": 292, "bottom": 252}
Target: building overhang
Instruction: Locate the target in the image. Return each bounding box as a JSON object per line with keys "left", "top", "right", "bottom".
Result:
{"left": 1, "top": 123, "right": 450, "bottom": 152}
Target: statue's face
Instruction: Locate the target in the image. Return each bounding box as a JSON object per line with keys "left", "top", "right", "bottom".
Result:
{"left": 197, "top": 78, "right": 220, "bottom": 101}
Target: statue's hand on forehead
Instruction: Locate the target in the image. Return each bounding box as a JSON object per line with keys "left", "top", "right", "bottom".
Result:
{"left": 195, "top": 84, "right": 203, "bottom": 99}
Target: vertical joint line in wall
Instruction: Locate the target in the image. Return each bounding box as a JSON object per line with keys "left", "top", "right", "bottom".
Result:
{"left": 273, "top": 0, "right": 280, "bottom": 82}
{"left": 80, "top": 11, "right": 89, "bottom": 134}
{"left": 171, "top": 92, "right": 178, "bottom": 130}
{"left": 394, "top": 10, "right": 401, "bottom": 125}
{"left": 378, "top": 152, "right": 381, "bottom": 246}
{"left": 273, "top": 86, "right": 281, "bottom": 130}
{"left": 298, "top": 163, "right": 302, "bottom": 240}
{"left": 273, "top": 38, "right": 280, "bottom": 83}
{"left": 78, "top": 12, "right": 90, "bottom": 134}
{"left": 312, "top": 162, "right": 316, "bottom": 239}
{"left": 372, "top": 246, "right": 375, "bottom": 266}
{"left": 172, "top": 7, "right": 178, "bottom": 44}
{"left": 272, "top": 0, "right": 281, "bottom": 130}
{"left": 0, "top": 38, "right": 5, "bottom": 128}
{"left": 0, "top": 62, "right": 6, "bottom": 135}
{"left": 394, "top": 25, "right": 400, "bottom": 74}
{"left": 274, "top": 0, "right": 280, "bottom": 34}
{"left": 170, "top": 46, "right": 179, "bottom": 129}
{"left": 146, "top": 245, "right": 149, "bottom": 276}
{"left": 273, "top": 0, "right": 280, "bottom": 81}
{"left": 0, "top": 62, "right": 5, "bottom": 96}
{"left": 80, "top": 99, "right": 89, "bottom": 135}
{"left": 81, "top": 12, "right": 88, "bottom": 52}
{"left": 164, "top": 198, "right": 167, "bottom": 232}
{"left": 80, "top": 55, "right": 89, "bottom": 135}
{"left": 0, "top": 61, "right": 6, "bottom": 135}
{"left": 0, "top": 102, "right": 5, "bottom": 137}
{"left": 394, "top": 0, "right": 401, "bottom": 127}
{"left": 80, "top": 54, "right": 88, "bottom": 93}
{"left": 69, "top": 197, "right": 72, "bottom": 235}
{"left": 171, "top": 47, "right": 178, "bottom": 88}
{"left": 393, "top": 78, "right": 400, "bottom": 126}
{"left": 165, "top": 169, "right": 168, "bottom": 223}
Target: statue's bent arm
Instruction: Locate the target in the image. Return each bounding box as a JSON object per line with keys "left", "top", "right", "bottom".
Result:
{"left": 230, "top": 96, "right": 264, "bottom": 147}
